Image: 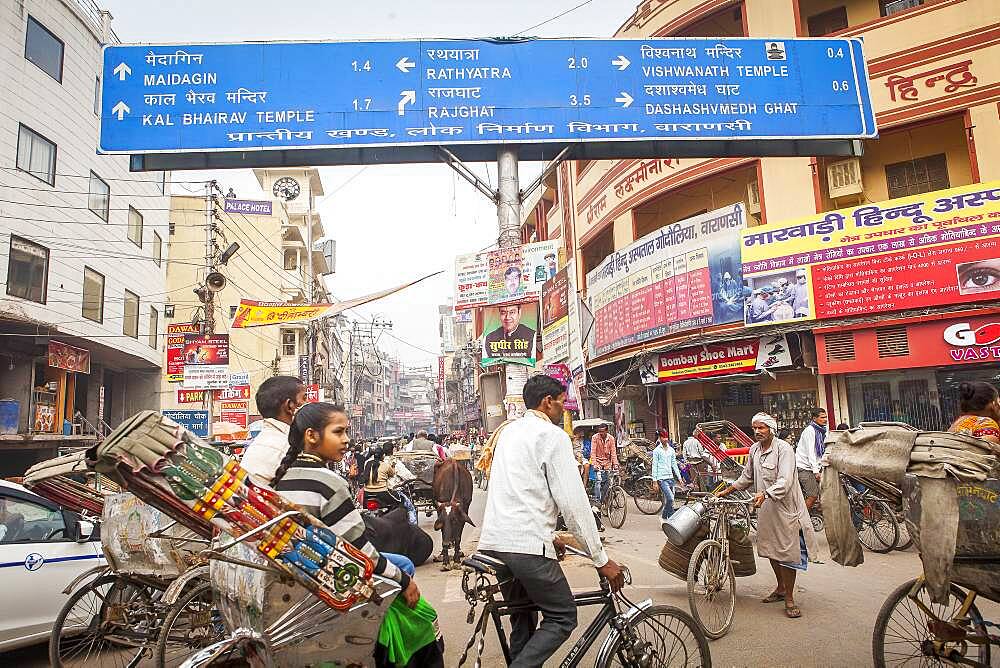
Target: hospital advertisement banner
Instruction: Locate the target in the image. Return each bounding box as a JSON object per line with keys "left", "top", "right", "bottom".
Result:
{"left": 455, "top": 240, "right": 559, "bottom": 310}
{"left": 740, "top": 181, "right": 1000, "bottom": 327}
{"left": 585, "top": 203, "right": 746, "bottom": 358}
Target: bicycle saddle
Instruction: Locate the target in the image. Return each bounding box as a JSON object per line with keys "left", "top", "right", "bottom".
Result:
{"left": 461, "top": 553, "right": 513, "bottom": 583}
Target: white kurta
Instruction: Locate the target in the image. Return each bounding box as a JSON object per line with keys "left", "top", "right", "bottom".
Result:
{"left": 732, "top": 438, "right": 815, "bottom": 563}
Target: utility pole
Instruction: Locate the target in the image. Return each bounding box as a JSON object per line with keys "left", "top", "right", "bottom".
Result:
{"left": 306, "top": 193, "right": 316, "bottom": 387}
{"left": 496, "top": 146, "right": 521, "bottom": 249}
{"left": 202, "top": 180, "right": 217, "bottom": 432}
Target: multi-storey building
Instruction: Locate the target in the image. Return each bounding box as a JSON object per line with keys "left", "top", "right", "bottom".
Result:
{"left": 161, "top": 168, "right": 332, "bottom": 422}
{"left": 0, "top": 0, "right": 168, "bottom": 473}
{"left": 535, "top": 0, "right": 1000, "bottom": 441}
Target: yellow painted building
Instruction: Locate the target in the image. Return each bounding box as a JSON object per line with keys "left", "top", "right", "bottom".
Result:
{"left": 533, "top": 0, "right": 1000, "bottom": 439}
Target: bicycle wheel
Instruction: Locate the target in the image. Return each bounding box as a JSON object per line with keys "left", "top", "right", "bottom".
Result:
{"left": 856, "top": 499, "right": 899, "bottom": 553}
{"left": 686, "top": 539, "right": 735, "bottom": 640}
{"left": 892, "top": 510, "right": 913, "bottom": 551}
{"left": 810, "top": 512, "right": 825, "bottom": 533}
{"left": 873, "top": 578, "right": 991, "bottom": 668}
{"left": 607, "top": 485, "right": 628, "bottom": 528}
{"left": 598, "top": 604, "right": 712, "bottom": 668}
{"left": 633, "top": 476, "right": 665, "bottom": 515}
{"left": 156, "top": 581, "right": 225, "bottom": 667}
{"left": 50, "top": 574, "right": 158, "bottom": 667}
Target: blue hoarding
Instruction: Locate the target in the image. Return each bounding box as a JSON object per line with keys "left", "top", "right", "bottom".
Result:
{"left": 99, "top": 38, "right": 876, "bottom": 154}
{"left": 162, "top": 410, "right": 210, "bottom": 438}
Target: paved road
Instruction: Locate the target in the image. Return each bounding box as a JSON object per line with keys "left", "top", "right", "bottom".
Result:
{"left": 7, "top": 487, "right": 997, "bottom": 667}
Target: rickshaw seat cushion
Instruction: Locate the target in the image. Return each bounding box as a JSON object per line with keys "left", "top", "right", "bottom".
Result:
{"left": 462, "top": 553, "right": 513, "bottom": 582}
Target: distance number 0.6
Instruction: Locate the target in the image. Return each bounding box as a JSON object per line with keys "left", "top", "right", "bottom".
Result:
{"left": 567, "top": 56, "right": 588, "bottom": 69}
{"left": 352, "top": 60, "right": 372, "bottom": 72}
{"left": 353, "top": 98, "right": 372, "bottom": 111}
{"left": 832, "top": 80, "right": 850, "bottom": 92}
{"left": 569, "top": 94, "right": 591, "bottom": 106}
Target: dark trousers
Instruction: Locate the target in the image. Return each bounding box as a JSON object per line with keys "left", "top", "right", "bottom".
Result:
{"left": 481, "top": 550, "right": 577, "bottom": 667}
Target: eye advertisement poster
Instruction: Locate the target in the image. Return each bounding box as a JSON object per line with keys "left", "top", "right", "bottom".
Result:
{"left": 740, "top": 181, "right": 1000, "bottom": 326}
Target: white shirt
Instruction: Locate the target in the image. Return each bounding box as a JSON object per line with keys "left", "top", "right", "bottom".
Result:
{"left": 683, "top": 436, "right": 719, "bottom": 472}
{"left": 239, "top": 418, "right": 291, "bottom": 486}
{"left": 477, "top": 411, "right": 609, "bottom": 568}
{"left": 795, "top": 423, "right": 824, "bottom": 474}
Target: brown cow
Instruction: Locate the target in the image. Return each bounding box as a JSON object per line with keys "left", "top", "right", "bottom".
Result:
{"left": 431, "top": 458, "right": 474, "bottom": 570}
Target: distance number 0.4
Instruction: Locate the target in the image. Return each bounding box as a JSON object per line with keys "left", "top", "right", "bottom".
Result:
{"left": 569, "top": 94, "right": 591, "bottom": 106}
{"left": 567, "top": 56, "right": 588, "bottom": 69}
{"left": 353, "top": 98, "right": 372, "bottom": 111}
{"left": 827, "top": 47, "right": 845, "bottom": 58}
{"left": 832, "top": 80, "right": 850, "bottom": 92}
{"left": 352, "top": 60, "right": 372, "bottom": 72}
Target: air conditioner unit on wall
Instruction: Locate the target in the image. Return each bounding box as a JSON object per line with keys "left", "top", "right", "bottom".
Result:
{"left": 746, "top": 181, "right": 760, "bottom": 215}
{"left": 827, "top": 158, "right": 863, "bottom": 199}
{"left": 883, "top": 0, "right": 922, "bottom": 17}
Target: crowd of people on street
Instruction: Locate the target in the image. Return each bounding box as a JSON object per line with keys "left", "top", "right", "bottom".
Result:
{"left": 53, "top": 368, "right": 997, "bottom": 666}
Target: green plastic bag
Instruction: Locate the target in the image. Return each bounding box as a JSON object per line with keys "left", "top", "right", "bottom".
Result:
{"left": 377, "top": 596, "right": 440, "bottom": 666}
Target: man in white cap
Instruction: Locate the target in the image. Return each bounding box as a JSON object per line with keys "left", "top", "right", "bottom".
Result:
{"left": 718, "top": 412, "right": 813, "bottom": 619}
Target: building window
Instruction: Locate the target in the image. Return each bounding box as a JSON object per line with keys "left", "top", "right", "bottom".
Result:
{"left": 281, "top": 330, "right": 297, "bottom": 356}
{"left": 16, "top": 124, "right": 56, "bottom": 185}
{"left": 153, "top": 231, "right": 162, "bottom": 266}
{"left": 24, "top": 16, "right": 64, "bottom": 83}
{"left": 123, "top": 290, "right": 139, "bottom": 338}
{"left": 6, "top": 236, "right": 48, "bottom": 303}
{"left": 88, "top": 171, "right": 110, "bottom": 221}
{"left": 807, "top": 7, "right": 848, "bottom": 36}
{"left": 881, "top": 0, "right": 923, "bottom": 17}
{"left": 283, "top": 249, "right": 298, "bottom": 270}
{"left": 127, "top": 206, "right": 143, "bottom": 247}
{"left": 94, "top": 76, "right": 100, "bottom": 115}
{"left": 82, "top": 267, "right": 104, "bottom": 323}
{"left": 885, "top": 153, "right": 949, "bottom": 200}
{"left": 149, "top": 306, "right": 158, "bottom": 348}
{"left": 169, "top": 219, "right": 176, "bottom": 236}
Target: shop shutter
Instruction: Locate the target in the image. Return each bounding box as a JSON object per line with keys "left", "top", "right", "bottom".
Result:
{"left": 876, "top": 325, "right": 910, "bottom": 358}
{"left": 824, "top": 332, "right": 855, "bottom": 361}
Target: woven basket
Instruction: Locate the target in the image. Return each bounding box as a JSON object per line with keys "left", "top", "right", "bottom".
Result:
{"left": 658, "top": 522, "right": 756, "bottom": 579}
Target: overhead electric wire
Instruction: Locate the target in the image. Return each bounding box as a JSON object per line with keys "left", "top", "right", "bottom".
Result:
{"left": 0, "top": 166, "right": 207, "bottom": 184}
{"left": 514, "top": 0, "right": 594, "bottom": 35}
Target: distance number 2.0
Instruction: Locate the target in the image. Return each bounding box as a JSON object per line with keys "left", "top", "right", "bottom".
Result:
{"left": 567, "top": 56, "right": 588, "bottom": 69}
{"left": 570, "top": 94, "right": 591, "bottom": 106}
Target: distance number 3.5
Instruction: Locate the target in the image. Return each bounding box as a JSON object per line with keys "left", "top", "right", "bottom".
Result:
{"left": 570, "top": 94, "right": 591, "bottom": 106}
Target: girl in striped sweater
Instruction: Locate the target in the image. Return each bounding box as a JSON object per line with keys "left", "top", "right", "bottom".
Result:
{"left": 272, "top": 402, "right": 421, "bottom": 608}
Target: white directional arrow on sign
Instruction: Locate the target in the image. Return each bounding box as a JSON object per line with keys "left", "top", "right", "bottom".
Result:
{"left": 615, "top": 92, "right": 634, "bottom": 108}
{"left": 397, "top": 90, "right": 416, "bottom": 116}
{"left": 112, "top": 101, "right": 130, "bottom": 120}
{"left": 611, "top": 55, "right": 631, "bottom": 71}
{"left": 113, "top": 62, "right": 131, "bottom": 81}
{"left": 395, "top": 57, "right": 415, "bottom": 73}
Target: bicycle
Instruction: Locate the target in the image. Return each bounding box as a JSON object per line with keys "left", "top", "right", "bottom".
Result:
{"left": 685, "top": 495, "right": 753, "bottom": 640}
{"left": 597, "top": 470, "right": 628, "bottom": 529}
{"left": 458, "top": 548, "right": 711, "bottom": 667}
{"left": 844, "top": 478, "right": 900, "bottom": 553}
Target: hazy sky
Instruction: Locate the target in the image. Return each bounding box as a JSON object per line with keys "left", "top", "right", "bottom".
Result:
{"left": 104, "top": 0, "right": 640, "bottom": 366}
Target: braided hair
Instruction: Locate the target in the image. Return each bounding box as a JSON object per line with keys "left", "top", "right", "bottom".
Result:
{"left": 272, "top": 402, "right": 347, "bottom": 484}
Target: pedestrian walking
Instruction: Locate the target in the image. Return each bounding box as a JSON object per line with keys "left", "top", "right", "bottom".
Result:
{"left": 795, "top": 408, "right": 828, "bottom": 510}
{"left": 589, "top": 423, "right": 618, "bottom": 503}
{"left": 717, "top": 412, "right": 814, "bottom": 619}
{"left": 948, "top": 380, "right": 1000, "bottom": 447}
{"left": 651, "top": 429, "right": 683, "bottom": 525}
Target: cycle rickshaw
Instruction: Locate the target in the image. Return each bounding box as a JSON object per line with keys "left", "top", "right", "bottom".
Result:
{"left": 81, "top": 410, "right": 404, "bottom": 667}
{"left": 24, "top": 450, "right": 220, "bottom": 667}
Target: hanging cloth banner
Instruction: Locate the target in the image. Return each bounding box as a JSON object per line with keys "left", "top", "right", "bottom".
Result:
{"left": 230, "top": 271, "right": 443, "bottom": 328}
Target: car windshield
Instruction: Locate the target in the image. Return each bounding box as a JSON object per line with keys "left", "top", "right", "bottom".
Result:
{"left": 0, "top": 496, "right": 65, "bottom": 543}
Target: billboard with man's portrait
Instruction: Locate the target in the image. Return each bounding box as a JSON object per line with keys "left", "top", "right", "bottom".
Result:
{"left": 481, "top": 303, "right": 538, "bottom": 367}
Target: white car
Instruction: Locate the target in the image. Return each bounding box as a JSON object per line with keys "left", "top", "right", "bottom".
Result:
{"left": 0, "top": 479, "right": 104, "bottom": 652}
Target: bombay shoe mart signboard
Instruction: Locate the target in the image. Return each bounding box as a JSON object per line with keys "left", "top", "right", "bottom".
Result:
{"left": 640, "top": 334, "right": 794, "bottom": 384}
{"left": 740, "top": 181, "right": 1000, "bottom": 328}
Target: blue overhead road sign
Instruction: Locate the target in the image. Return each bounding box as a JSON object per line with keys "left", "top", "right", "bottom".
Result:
{"left": 99, "top": 38, "right": 876, "bottom": 160}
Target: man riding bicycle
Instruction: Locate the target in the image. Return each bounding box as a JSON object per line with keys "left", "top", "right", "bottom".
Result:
{"left": 477, "top": 374, "right": 625, "bottom": 667}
